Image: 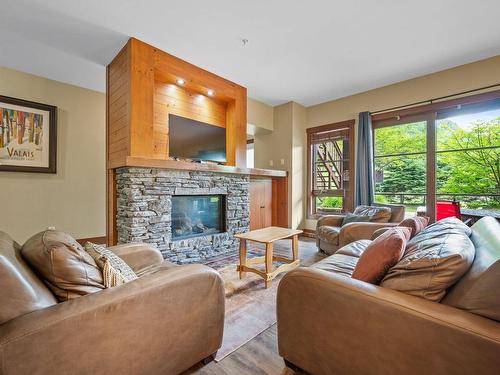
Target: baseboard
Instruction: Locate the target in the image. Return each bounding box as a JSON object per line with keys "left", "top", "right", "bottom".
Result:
{"left": 76, "top": 236, "right": 107, "bottom": 246}
{"left": 301, "top": 228, "right": 316, "bottom": 238}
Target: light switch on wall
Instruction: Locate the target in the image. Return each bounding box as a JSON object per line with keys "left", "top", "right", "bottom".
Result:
{"left": 280, "top": 158, "right": 285, "bottom": 165}
{"left": 269, "top": 160, "right": 274, "bottom": 167}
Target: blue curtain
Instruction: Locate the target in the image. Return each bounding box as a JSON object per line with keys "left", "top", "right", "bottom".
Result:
{"left": 355, "top": 112, "right": 375, "bottom": 206}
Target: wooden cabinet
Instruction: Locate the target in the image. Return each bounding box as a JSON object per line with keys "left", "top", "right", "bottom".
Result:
{"left": 249, "top": 179, "right": 273, "bottom": 230}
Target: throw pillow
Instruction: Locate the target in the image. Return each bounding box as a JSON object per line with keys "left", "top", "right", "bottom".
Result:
{"left": 352, "top": 227, "right": 411, "bottom": 284}
{"left": 381, "top": 217, "right": 475, "bottom": 302}
{"left": 342, "top": 213, "right": 371, "bottom": 226}
{"left": 398, "top": 216, "right": 430, "bottom": 238}
{"left": 85, "top": 242, "right": 138, "bottom": 287}
{"left": 21, "top": 230, "right": 104, "bottom": 301}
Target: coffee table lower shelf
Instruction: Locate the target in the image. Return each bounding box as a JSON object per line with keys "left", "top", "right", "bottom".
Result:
{"left": 237, "top": 257, "right": 300, "bottom": 287}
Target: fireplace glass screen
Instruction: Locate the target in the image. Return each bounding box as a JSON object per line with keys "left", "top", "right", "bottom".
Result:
{"left": 171, "top": 195, "right": 226, "bottom": 240}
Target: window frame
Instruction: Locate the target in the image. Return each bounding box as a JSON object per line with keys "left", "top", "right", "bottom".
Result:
{"left": 307, "top": 119, "right": 355, "bottom": 219}
{"left": 372, "top": 89, "right": 500, "bottom": 221}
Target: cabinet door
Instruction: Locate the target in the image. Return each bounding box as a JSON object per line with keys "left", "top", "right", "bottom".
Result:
{"left": 249, "top": 179, "right": 273, "bottom": 230}
{"left": 249, "top": 180, "right": 263, "bottom": 230}
{"left": 262, "top": 179, "right": 273, "bottom": 228}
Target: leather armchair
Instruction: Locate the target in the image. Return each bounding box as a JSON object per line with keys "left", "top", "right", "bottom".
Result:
{"left": 316, "top": 203, "right": 405, "bottom": 254}
{"left": 0, "top": 240, "right": 225, "bottom": 375}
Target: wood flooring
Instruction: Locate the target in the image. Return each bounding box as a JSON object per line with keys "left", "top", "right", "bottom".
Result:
{"left": 182, "top": 237, "right": 321, "bottom": 375}
{"left": 183, "top": 325, "right": 304, "bottom": 375}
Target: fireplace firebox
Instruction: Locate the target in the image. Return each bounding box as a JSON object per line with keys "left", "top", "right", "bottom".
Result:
{"left": 171, "top": 195, "right": 226, "bottom": 240}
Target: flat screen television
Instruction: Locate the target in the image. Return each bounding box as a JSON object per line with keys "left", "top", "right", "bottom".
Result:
{"left": 168, "top": 114, "right": 227, "bottom": 163}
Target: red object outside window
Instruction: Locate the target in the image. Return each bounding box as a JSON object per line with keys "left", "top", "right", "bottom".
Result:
{"left": 436, "top": 200, "right": 462, "bottom": 221}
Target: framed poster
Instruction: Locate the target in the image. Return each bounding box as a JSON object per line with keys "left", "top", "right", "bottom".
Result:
{"left": 0, "top": 95, "right": 57, "bottom": 173}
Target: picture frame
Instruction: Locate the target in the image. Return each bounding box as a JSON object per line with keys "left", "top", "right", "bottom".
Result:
{"left": 0, "top": 95, "right": 57, "bottom": 173}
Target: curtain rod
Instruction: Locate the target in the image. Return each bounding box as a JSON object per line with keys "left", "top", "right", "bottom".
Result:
{"left": 369, "top": 83, "right": 500, "bottom": 115}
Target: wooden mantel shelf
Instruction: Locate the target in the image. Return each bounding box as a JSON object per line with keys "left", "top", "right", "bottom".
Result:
{"left": 116, "top": 156, "right": 288, "bottom": 178}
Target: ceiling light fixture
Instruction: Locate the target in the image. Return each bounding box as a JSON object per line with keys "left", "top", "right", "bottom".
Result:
{"left": 176, "top": 78, "right": 185, "bottom": 86}
{"left": 207, "top": 89, "right": 215, "bottom": 96}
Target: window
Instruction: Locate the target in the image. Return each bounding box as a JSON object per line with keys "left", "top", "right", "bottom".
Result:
{"left": 246, "top": 140, "right": 254, "bottom": 168}
{"left": 374, "top": 118, "right": 429, "bottom": 217}
{"left": 435, "top": 101, "right": 500, "bottom": 210}
{"left": 307, "top": 120, "right": 355, "bottom": 217}
{"left": 373, "top": 92, "right": 500, "bottom": 220}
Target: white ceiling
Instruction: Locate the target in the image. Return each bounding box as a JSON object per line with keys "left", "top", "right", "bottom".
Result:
{"left": 1, "top": 0, "right": 500, "bottom": 106}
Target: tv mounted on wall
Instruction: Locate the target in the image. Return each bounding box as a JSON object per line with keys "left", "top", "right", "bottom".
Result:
{"left": 168, "top": 114, "right": 227, "bottom": 163}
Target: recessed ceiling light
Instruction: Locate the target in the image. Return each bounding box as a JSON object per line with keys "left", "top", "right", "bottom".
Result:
{"left": 176, "top": 78, "right": 185, "bottom": 86}
{"left": 207, "top": 89, "right": 215, "bottom": 96}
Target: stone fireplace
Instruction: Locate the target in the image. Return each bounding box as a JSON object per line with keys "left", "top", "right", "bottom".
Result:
{"left": 116, "top": 167, "right": 249, "bottom": 263}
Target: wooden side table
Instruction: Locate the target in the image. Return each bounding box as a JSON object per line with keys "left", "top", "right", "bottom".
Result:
{"left": 235, "top": 227, "right": 303, "bottom": 288}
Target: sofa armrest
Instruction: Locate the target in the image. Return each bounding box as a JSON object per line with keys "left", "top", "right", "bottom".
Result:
{"left": 316, "top": 214, "right": 345, "bottom": 228}
{"left": 0, "top": 264, "right": 225, "bottom": 375}
{"left": 277, "top": 268, "right": 500, "bottom": 375}
{"left": 107, "top": 242, "right": 164, "bottom": 272}
{"left": 338, "top": 221, "right": 397, "bottom": 247}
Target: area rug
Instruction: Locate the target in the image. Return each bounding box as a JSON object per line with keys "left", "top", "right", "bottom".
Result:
{"left": 206, "top": 237, "right": 323, "bottom": 362}
{"left": 214, "top": 263, "right": 285, "bottom": 361}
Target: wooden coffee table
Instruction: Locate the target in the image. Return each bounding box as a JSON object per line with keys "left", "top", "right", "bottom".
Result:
{"left": 235, "top": 227, "right": 303, "bottom": 288}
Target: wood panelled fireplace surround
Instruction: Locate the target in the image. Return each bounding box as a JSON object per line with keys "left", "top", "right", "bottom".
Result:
{"left": 106, "top": 38, "right": 288, "bottom": 262}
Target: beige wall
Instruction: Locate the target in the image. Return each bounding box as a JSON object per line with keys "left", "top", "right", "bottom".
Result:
{"left": 0, "top": 67, "right": 106, "bottom": 242}
{"left": 255, "top": 102, "right": 292, "bottom": 170}
{"left": 247, "top": 97, "right": 274, "bottom": 132}
{"left": 291, "top": 102, "right": 307, "bottom": 229}
{"left": 303, "top": 55, "right": 500, "bottom": 229}
{"left": 254, "top": 101, "right": 306, "bottom": 228}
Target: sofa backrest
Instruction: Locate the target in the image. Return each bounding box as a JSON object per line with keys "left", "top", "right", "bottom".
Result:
{"left": 381, "top": 217, "right": 475, "bottom": 302}
{"left": 353, "top": 205, "right": 392, "bottom": 223}
{"left": 0, "top": 231, "right": 57, "bottom": 324}
{"left": 372, "top": 203, "right": 405, "bottom": 223}
{"left": 441, "top": 217, "right": 500, "bottom": 321}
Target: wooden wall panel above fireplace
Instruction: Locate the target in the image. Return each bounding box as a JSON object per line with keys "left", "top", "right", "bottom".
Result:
{"left": 106, "top": 37, "right": 247, "bottom": 169}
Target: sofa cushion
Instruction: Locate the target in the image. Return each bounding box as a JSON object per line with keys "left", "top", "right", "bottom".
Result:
{"left": 22, "top": 230, "right": 105, "bottom": 301}
{"left": 85, "top": 242, "right": 138, "bottom": 287}
{"left": 317, "top": 225, "right": 341, "bottom": 245}
{"left": 441, "top": 216, "right": 500, "bottom": 321}
{"left": 371, "top": 227, "right": 390, "bottom": 240}
{"left": 381, "top": 217, "right": 475, "bottom": 302}
{"left": 0, "top": 231, "right": 57, "bottom": 324}
{"left": 398, "top": 216, "right": 430, "bottom": 238}
{"left": 312, "top": 240, "right": 370, "bottom": 278}
{"left": 352, "top": 227, "right": 411, "bottom": 284}
{"left": 135, "top": 260, "right": 178, "bottom": 277}
{"left": 353, "top": 205, "right": 391, "bottom": 223}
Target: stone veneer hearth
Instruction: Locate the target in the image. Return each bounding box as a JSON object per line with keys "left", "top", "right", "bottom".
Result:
{"left": 116, "top": 167, "right": 249, "bottom": 263}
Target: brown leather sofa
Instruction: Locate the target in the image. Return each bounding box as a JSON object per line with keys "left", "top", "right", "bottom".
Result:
{"left": 0, "top": 232, "right": 225, "bottom": 375}
{"left": 316, "top": 203, "right": 405, "bottom": 254}
{"left": 278, "top": 217, "right": 500, "bottom": 374}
